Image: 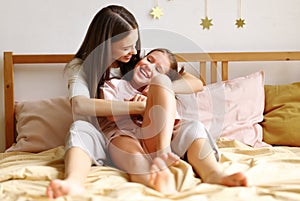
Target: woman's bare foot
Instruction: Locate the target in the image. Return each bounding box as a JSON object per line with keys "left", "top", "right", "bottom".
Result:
{"left": 206, "top": 172, "right": 248, "bottom": 187}
{"left": 149, "top": 152, "right": 179, "bottom": 194}
{"left": 46, "top": 179, "right": 85, "bottom": 198}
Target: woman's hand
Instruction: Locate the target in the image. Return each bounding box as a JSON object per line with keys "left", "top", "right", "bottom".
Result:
{"left": 128, "top": 94, "right": 147, "bottom": 102}
{"left": 128, "top": 94, "right": 147, "bottom": 115}
{"left": 107, "top": 94, "right": 147, "bottom": 122}
{"left": 129, "top": 94, "right": 146, "bottom": 126}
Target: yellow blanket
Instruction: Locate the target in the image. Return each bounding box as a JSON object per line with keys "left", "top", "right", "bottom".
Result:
{"left": 1, "top": 139, "right": 300, "bottom": 201}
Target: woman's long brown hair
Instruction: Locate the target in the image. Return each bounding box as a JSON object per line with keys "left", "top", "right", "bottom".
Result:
{"left": 74, "top": 5, "right": 141, "bottom": 98}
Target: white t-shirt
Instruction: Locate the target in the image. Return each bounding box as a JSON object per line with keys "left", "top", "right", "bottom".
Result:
{"left": 66, "top": 58, "right": 122, "bottom": 99}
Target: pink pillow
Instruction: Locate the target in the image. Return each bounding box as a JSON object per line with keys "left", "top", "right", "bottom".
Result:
{"left": 176, "top": 71, "right": 270, "bottom": 148}
{"left": 6, "top": 97, "right": 73, "bottom": 152}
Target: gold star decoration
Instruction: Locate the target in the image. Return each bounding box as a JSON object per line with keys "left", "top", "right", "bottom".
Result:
{"left": 235, "top": 18, "right": 246, "bottom": 28}
{"left": 150, "top": 6, "right": 164, "bottom": 19}
{"left": 200, "top": 16, "right": 213, "bottom": 30}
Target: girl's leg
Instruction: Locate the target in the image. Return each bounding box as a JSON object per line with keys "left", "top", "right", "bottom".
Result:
{"left": 187, "top": 139, "right": 247, "bottom": 187}
{"left": 109, "top": 135, "right": 179, "bottom": 194}
{"left": 46, "top": 147, "right": 91, "bottom": 198}
{"left": 109, "top": 75, "right": 179, "bottom": 194}
{"left": 142, "top": 75, "right": 176, "bottom": 155}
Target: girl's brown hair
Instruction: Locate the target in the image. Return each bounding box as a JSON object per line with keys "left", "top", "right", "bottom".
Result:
{"left": 146, "top": 48, "right": 180, "bottom": 81}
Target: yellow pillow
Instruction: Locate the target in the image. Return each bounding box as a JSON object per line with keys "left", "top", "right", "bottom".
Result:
{"left": 262, "top": 82, "right": 300, "bottom": 146}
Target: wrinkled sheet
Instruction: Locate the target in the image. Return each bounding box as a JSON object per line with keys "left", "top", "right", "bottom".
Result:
{"left": 1, "top": 139, "right": 300, "bottom": 201}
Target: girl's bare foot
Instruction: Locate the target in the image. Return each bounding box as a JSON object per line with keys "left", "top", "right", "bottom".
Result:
{"left": 206, "top": 172, "right": 248, "bottom": 187}
{"left": 46, "top": 179, "right": 85, "bottom": 198}
{"left": 149, "top": 152, "right": 179, "bottom": 194}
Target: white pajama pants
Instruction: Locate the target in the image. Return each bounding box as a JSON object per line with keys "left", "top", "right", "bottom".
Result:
{"left": 65, "top": 119, "right": 219, "bottom": 166}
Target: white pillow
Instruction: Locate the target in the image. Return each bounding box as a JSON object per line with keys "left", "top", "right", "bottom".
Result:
{"left": 176, "top": 71, "right": 270, "bottom": 148}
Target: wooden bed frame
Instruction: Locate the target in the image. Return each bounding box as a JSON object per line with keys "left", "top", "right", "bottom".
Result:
{"left": 4, "top": 51, "right": 300, "bottom": 149}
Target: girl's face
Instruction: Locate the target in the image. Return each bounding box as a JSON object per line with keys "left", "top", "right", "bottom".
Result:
{"left": 131, "top": 51, "right": 171, "bottom": 89}
{"left": 111, "top": 29, "right": 138, "bottom": 63}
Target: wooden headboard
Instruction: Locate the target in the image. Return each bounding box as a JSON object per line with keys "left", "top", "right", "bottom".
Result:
{"left": 4, "top": 52, "right": 74, "bottom": 149}
{"left": 4, "top": 51, "right": 300, "bottom": 149}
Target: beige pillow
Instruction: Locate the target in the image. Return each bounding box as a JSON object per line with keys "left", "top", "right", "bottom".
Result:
{"left": 6, "top": 97, "right": 73, "bottom": 152}
{"left": 262, "top": 82, "right": 300, "bottom": 146}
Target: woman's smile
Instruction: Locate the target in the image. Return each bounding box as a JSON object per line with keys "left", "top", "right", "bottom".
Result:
{"left": 123, "top": 55, "right": 132, "bottom": 61}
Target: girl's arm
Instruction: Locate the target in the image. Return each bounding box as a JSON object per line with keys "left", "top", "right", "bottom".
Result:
{"left": 172, "top": 72, "right": 203, "bottom": 94}
{"left": 71, "top": 96, "right": 145, "bottom": 117}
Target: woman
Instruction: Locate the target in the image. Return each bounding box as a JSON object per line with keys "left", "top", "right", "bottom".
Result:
{"left": 46, "top": 5, "right": 202, "bottom": 198}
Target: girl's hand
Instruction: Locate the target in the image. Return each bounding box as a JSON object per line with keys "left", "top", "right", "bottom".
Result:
{"left": 141, "top": 85, "right": 149, "bottom": 96}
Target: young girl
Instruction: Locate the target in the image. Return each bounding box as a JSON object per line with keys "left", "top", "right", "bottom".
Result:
{"left": 46, "top": 5, "right": 203, "bottom": 198}
{"left": 101, "top": 48, "right": 248, "bottom": 194}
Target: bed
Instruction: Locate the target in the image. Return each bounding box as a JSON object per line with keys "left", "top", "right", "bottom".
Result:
{"left": 2, "top": 51, "right": 300, "bottom": 201}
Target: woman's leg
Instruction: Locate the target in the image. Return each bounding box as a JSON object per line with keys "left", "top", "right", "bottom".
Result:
{"left": 187, "top": 138, "right": 247, "bottom": 187}
{"left": 142, "top": 74, "right": 176, "bottom": 156}
{"left": 109, "top": 135, "right": 179, "bottom": 194}
{"left": 46, "top": 147, "right": 91, "bottom": 198}
{"left": 47, "top": 120, "right": 106, "bottom": 198}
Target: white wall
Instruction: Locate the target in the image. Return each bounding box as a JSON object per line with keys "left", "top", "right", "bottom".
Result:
{"left": 1, "top": 0, "right": 300, "bottom": 152}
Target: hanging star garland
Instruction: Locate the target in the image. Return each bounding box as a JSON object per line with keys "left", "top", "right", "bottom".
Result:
{"left": 201, "top": 16, "right": 213, "bottom": 30}
{"left": 235, "top": 18, "right": 245, "bottom": 28}
{"left": 150, "top": 6, "right": 163, "bottom": 19}
{"left": 236, "top": 0, "right": 246, "bottom": 28}
{"left": 150, "top": 0, "right": 164, "bottom": 20}
{"left": 200, "top": 0, "right": 213, "bottom": 30}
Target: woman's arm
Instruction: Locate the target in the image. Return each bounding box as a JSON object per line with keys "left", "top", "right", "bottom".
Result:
{"left": 66, "top": 61, "right": 146, "bottom": 117}
{"left": 71, "top": 96, "right": 145, "bottom": 117}
{"left": 70, "top": 73, "right": 201, "bottom": 116}
{"left": 172, "top": 72, "right": 203, "bottom": 94}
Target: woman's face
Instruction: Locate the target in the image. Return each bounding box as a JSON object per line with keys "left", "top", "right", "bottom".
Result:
{"left": 131, "top": 51, "right": 171, "bottom": 89}
{"left": 111, "top": 29, "right": 138, "bottom": 63}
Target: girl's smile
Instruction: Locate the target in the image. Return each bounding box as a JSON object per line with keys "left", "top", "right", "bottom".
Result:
{"left": 130, "top": 51, "right": 171, "bottom": 89}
